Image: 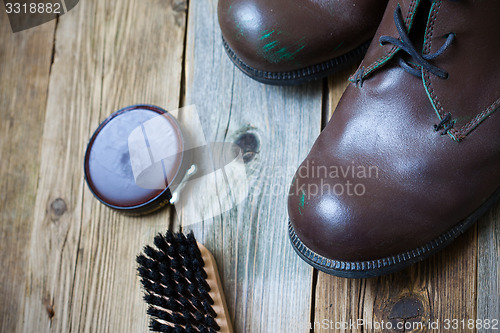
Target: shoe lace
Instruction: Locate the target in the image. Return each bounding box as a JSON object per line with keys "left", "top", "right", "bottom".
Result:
{"left": 433, "top": 112, "right": 455, "bottom": 135}
{"left": 379, "top": 4, "right": 455, "bottom": 79}
{"left": 357, "top": 2, "right": 458, "bottom": 135}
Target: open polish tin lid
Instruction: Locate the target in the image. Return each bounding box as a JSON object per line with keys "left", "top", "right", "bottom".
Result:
{"left": 84, "top": 105, "right": 193, "bottom": 215}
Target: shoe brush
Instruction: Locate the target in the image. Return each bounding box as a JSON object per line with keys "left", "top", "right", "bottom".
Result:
{"left": 137, "top": 231, "right": 233, "bottom": 333}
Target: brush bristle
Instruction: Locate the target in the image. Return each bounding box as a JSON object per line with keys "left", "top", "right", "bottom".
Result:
{"left": 137, "top": 231, "right": 220, "bottom": 333}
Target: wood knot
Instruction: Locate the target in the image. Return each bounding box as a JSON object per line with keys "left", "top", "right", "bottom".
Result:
{"left": 172, "top": 0, "right": 187, "bottom": 13}
{"left": 50, "top": 198, "right": 67, "bottom": 220}
{"left": 43, "top": 295, "right": 54, "bottom": 320}
{"left": 388, "top": 296, "right": 427, "bottom": 332}
{"left": 234, "top": 132, "right": 259, "bottom": 163}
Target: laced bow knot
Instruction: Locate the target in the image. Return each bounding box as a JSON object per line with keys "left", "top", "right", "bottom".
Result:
{"left": 379, "top": 3, "right": 457, "bottom": 136}
{"left": 353, "top": 2, "right": 458, "bottom": 136}
{"left": 379, "top": 4, "right": 455, "bottom": 80}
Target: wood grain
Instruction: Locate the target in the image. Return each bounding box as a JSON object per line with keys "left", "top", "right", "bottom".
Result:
{"left": 1, "top": 0, "right": 499, "bottom": 332}
{"left": 20, "top": 0, "right": 186, "bottom": 331}
{"left": 477, "top": 202, "right": 500, "bottom": 332}
{"left": 315, "top": 228, "right": 476, "bottom": 333}
{"left": 179, "top": 1, "right": 322, "bottom": 332}
{"left": 0, "top": 10, "right": 55, "bottom": 333}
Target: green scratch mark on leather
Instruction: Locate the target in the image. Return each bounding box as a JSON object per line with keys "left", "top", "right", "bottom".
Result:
{"left": 333, "top": 41, "right": 344, "bottom": 52}
{"left": 235, "top": 22, "right": 245, "bottom": 40}
{"left": 299, "top": 189, "right": 306, "bottom": 215}
{"left": 259, "top": 36, "right": 307, "bottom": 64}
{"left": 260, "top": 30, "right": 275, "bottom": 40}
{"left": 263, "top": 40, "right": 278, "bottom": 52}
{"left": 277, "top": 43, "right": 306, "bottom": 61}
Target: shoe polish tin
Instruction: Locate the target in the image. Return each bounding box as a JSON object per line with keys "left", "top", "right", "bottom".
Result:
{"left": 84, "top": 104, "right": 191, "bottom": 215}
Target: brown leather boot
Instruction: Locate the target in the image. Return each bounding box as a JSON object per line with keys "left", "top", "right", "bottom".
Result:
{"left": 218, "top": 0, "right": 387, "bottom": 85}
{"left": 288, "top": 0, "right": 500, "bottom": 277}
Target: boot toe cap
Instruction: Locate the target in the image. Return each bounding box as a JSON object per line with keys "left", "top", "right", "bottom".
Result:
{"left": 217, "top": 0, "right": 384, "bottom": 73}
{"left": 288, "top": 175, "right": 375, "bottom": 262}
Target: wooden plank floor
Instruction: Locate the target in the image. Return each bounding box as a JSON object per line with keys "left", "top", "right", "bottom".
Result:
{"left": 1, "top": 1, "right": 498, "bottom": 332}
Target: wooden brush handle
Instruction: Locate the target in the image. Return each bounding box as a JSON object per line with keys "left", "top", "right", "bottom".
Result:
{"left": 197, "top": 243, "right": 234, "bottom": 333}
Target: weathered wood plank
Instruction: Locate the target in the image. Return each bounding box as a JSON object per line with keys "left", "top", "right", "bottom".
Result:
{"left": 4, "top": 0, "right": 495, "bottom": 330}
{"left": 314, "top": 231, "right": 478, "bottom": 333}
{"left": 21, "top": 0, "right": 186, "bottom": 332}
{"left": 477, "top": 203, "right": 500, "bottom": 332}
{"left": 0, "top": 10, "right": 55, "bottom": 333}
{"left": 314, "top": 70, "right": 479, "bottom": 333}
{"left": 180, "top": 1, "right": 322, "bottom": 331}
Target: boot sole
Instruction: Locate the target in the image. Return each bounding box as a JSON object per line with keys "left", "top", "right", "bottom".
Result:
{"left": 222, "top": 37, "right": 371, "bottom": 86}
{"left": 289, "top": 186, "right": 500, "bottom": 278}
